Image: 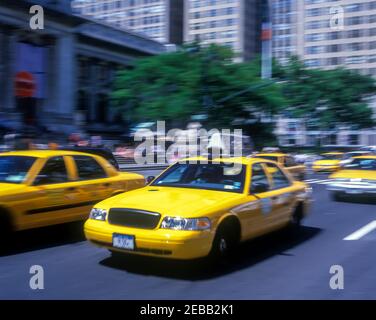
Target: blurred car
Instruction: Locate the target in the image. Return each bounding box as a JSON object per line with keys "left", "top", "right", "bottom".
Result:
{"left": 327, "top": 156, "right": 376, "bottom": 201}
{"left": 360, "top": 146, "right": 376, "bottom": 155}
{"left": 312, "top": 152, "right": 344, "bottom": 172}
{"left": 252, "top": 153, "right": 306, "bottom": 180}
{"left": 60, "top": 146, "right": 120, "bottom": 170}
{"left": 0, "top": 150, "right": 145, "bottom": 236}
{"left": 85, "top": 157, "right": 311, "bottom": 261}
{"left": 339, "top": 151, "right": 372, "bottom": 166}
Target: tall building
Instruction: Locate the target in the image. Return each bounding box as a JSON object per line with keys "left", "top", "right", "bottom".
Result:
{"left": 184, "top": 0, "right": 263, "bottom": 61}
{"left": 272, "top": 0, "right": 376, "bottom": 76}
{"left": 0, "top": 0, "right": 166, "bottom": 134}
{"left": 71, "top": 0, "right": 184, "bottom": 44}
{"left": 272, "top": 0, "right": 301, "bottom": 64}
{"left": 271, "top": 0, "right": 376, "bottom": 147}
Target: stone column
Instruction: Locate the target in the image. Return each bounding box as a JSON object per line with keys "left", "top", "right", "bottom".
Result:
{"left": 53, "top": 33, "right": 77, "bottom": 131}
{"left": 2, "top": 32, "right": 17, "bottom": 111}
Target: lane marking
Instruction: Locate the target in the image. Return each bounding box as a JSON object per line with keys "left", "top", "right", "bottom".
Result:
{"left": 343, "top": 220, "right": 376, "bottom": 241}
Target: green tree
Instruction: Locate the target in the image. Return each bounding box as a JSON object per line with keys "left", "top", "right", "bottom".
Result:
{"left": 274, "top": 56, "right": 376, "bottom": 129}
{"left": 112, "top": 44, "right": 285, "bottom": 129}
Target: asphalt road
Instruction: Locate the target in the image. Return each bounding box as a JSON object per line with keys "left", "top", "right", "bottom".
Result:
{"left": 0, "top": 171, "right": 375, "bottom": 299}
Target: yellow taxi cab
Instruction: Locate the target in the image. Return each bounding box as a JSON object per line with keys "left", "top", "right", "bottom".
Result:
{"left": 85, "top": 157, "right": 312, "bottom": 260}
{"left": 327, "top": 156, "right": 376, "bottom": 201}
{"left": 253, "top": 153, "right": 306, "bottom": 181}
{"left": 312, "top": 152, "right": 344, "bottom": 172}
{"left": 0, "top": 150, "right": 145, "bottom": 235}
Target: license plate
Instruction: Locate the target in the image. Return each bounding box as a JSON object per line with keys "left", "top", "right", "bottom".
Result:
{"left": 345, "top": 190, "right": 362, "bottom": 194}
{"left": 113, "top": 233, "right": 135, "bottom": 250}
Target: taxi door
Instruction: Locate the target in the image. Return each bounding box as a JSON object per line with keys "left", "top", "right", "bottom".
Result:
{"left": 236, "top": 162, "right": 277, "bottom": 240}
{"left": 20, "top": 156, "right": 86, "bottom": 229}
{"left": 263, "top": 162, "right": 295, "bottom": 227}
{"left": 69, "top": 155, "right": 117, "bottom": 209}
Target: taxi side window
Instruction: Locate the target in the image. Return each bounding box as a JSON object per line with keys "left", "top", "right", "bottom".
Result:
{"left": 34, "top": 156, "right": 68, "bottom": 185}
{"left": 73, "top": 156, "right": 107, "bottom": 180}
{"left": 250, "top": 163, "right": 270, "bottom": 194}
{"left": 284, "top": 156, "right": 296, "bottom": 167}
{"left": 265, "top": 163, "right": 291, "bottom": 190}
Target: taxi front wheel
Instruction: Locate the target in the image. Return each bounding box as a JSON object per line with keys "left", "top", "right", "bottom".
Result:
{"left": 209, "top": 219, "right": 240, "bottom": 263}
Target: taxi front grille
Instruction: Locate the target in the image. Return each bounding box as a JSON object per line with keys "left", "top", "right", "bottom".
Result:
{"left": 108, "top": 208, "right": 161, "bottom": 229}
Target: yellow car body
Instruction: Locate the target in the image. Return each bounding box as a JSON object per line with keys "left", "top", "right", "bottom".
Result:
{"left": 85, "top": 157, "right": 312, "bottom": 260}
{"left": 0, "top": 150, "right": 145, "bottom": 232}
{"left": 327, "top": 156, "right": 376, "bottom": 199}
{"left": 312, "top": 152, "right": 344, "bottom": 172}
{"left": 253, "top": 153, "right": 306, "bottom": 180}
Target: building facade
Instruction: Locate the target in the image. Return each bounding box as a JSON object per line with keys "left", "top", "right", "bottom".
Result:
{"left": 272, "top": 0, "right": 376, "bottom": 72}
{"left": 0, "top": 0, "right": 166, "bottom": 135}
{"left": 71, "top": 0, "right": 184, "bottom": 45}
{"left": 184, "top": 0, "right": 262, "bottom": 61}
{"left": 272, "top": 0, "right": 376, "bottom": 147}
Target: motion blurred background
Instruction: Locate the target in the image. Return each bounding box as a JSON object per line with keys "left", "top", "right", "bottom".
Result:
{"left": 1, "top": 0, "right": 376, "bottom": 160}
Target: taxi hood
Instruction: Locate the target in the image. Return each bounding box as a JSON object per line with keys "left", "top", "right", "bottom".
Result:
{"left": 97, "top": 186, "right": 244, "bottom": 217}
{"left": 314, "top": 159, "right": 341, "bottom": 165}
{"left": 330, "top": 170, "right": 376, "bottom": 180}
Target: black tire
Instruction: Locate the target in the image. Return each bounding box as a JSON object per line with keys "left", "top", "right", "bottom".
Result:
{"left": 288, "top": 203, "right": 303, "bottom": 234}
{"left": 209, "top": 219, "right": 240, "bottom": 263}
{"left": 299, "top": 173, "right": 306, "bottom": 181}
{"left": 0, "top": 211, "right": 12, "bottom": 250}
{"left": 330, "top": 192, "right": 342, "bottom": 202}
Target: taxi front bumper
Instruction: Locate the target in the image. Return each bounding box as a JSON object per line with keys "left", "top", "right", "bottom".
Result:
{"left": 327, "top": 182, "right": 376, "bottom": 198}
{"left": 84, "top": 219, "right": 214, "bottom": 260}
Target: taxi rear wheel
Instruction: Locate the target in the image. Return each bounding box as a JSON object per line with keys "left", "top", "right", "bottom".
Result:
{"left": 288, "top": 203, "right": 303, "bottom": 233}
{"left": 0, "top": 211, "right": 12, "bottom": 246}
{"left": 330, "top": 192, "right": 342, "bottom": 202}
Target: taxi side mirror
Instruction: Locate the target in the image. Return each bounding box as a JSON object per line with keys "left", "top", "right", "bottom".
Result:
{"left": 250, "top": 182, "right": 269, "bottom": 194}
{"left": 146, "top": 176, "right": 155, "bottom": 184}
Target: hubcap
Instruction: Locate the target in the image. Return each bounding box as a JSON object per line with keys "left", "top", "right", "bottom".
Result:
{"left": 219, "top": 238, "right": 227, "bottom": 254}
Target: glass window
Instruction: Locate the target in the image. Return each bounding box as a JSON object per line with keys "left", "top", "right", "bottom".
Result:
{"left": 343, "top": 158, "right": 376, "bottom": 170}
{"left": 151, "top": 162, "right": 246, "bottom": 193}
{"left": 0, "top": 156, "right": 36, "bottom": 184}
{"left": 73, "top": 156, "right": 107, "bottom": 180}
{"left": 34, "top": 157, "right": 68, "bottom": 185}
{"left": 284, "top": 156, "right": 296, "bottom": 167}
{"left": 250, "top": 163, "right": 270, "bottom": 193}
{"left": 265, "top": 163, "right": 291, "bottom": 190}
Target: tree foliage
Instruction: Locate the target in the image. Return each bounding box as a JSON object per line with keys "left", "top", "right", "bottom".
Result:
{"left": 112, "top": 44, "right": 285, "bottom": 128}
{"left": 274, "top": 56, "right": 376, "bottom": 129}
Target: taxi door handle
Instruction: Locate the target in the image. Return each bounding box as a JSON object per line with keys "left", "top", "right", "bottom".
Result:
{"left": 271, "top": 196, "right": 278, "bottom": 201}
{"left": 66, "top": 187, "right": 76, "bottom": 192}
{"left": 103, "top": 183, "right": 110, "bottom": 187}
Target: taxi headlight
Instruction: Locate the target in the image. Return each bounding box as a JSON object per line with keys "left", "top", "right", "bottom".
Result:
{"left": 89, "top": 208, "right": 107, "bottom": 221}
{"left": 160, "top": 217, "right": 211, "bottom": 231}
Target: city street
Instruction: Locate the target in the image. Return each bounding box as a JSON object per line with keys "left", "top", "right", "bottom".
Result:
{"left": 0, "top": 170, "right": 375, "bottom": 300}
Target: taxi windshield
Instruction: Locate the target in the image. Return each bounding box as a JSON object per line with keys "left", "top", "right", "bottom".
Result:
{"left": 343, "top": 158, "right": 376, "bottom": 170}
{"left": 151, "top": 162, "right": 246, "bottom": 193}
{"left": 0, "top": 156, "right": 36, "bottom": 184}
{"left": 321, "top": 154, "right": 342, "bottom": 160}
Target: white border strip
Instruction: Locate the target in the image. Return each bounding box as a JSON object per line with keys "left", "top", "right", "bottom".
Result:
{"left": 343, "top": 221, "right": 376, "bottom": 241}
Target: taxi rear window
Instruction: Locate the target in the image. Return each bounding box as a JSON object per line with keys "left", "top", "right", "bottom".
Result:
{"left": 0, "top": 156, "right": 36, "bottom": 184}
